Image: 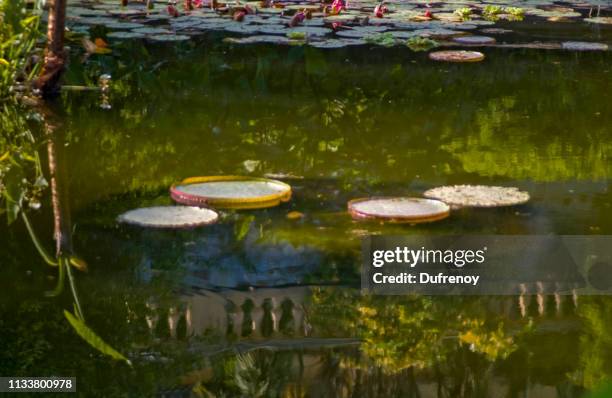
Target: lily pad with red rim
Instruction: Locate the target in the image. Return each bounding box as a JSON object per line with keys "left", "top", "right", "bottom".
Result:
{"left": 171, "top": 176, "right": 292, "bottom": 209}
{"left": 429, "top": 50, "right": 485, "bottom": 62}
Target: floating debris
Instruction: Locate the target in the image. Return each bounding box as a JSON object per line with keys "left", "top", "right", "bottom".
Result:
{"left": 117, "top": 206, "right": 219, "bottom": 228}
{"left": 429, "top": 50, "right": 485, "bottom": 62}
{"left": 423, "top": 185, "right": 530, "bottom": 208}
{"left": 348, "top": 197, "right": 450, "bottom": 223}
{"left": 171, "top": 176, "right": 292, "bottom": 209}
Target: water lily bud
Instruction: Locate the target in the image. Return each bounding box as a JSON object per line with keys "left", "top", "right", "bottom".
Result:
{"left": 289, "top": 11, "right": 305, "bottom": 26}
{"left": 167, "top": 4, "right": 179, "bottom": 16}
{"left": 233, "top": 10, "right": 246, "bottom": 21}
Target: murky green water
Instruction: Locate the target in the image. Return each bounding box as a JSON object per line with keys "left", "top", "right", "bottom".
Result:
{"left": 1, "top": 25, "right": 612, "bottom": 396}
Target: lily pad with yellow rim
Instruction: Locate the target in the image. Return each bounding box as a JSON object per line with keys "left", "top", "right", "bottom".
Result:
{"left": 171, "top": 176, "right": 292, "bottom": 209}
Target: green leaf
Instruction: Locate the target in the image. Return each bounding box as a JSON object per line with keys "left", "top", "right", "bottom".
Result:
{"left": 3, "top": 165, "right": 24, "bottom": 224}
{"left": 234, "top": 215, "right": 255, "bottom": 242}
{"left": 64, "top": 310, "right": 132, "bottom": 365}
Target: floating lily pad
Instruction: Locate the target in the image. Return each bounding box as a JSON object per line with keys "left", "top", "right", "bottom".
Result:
{"left": 107, "top": 22, "right": 146, "bottom": 30}
{"left": 429, "top": 50, "right": 485, "bottom": 62}
{"left": 132, "top": 27, "right": 172, "bottom": 35}
{"left": 423, "top": 185, "right": 530, "bottom": 208}
{"left": 480, "top": 27, "right": 512, "bottom": 34}
{"left": 308, "top": 38, "right": 366, "bottom": 47}
{"left": 107, "top": 31, "right": 146, "bottom": 39}
{"left": 419, "top": 28, "right": 466, "bottom": 38}
{"left": 348, "top": 197, "right": 450, "bottom": 223}
{"left": 452, "top": 35, "right": 496, "bottom": 44}
{"left": 117, "top": 206, "right": 219, "bottom": 228}
{"left": 149, "top": 34, "right": 191, "bottom": 41}
{"left": 225, "top": 35, "right": 292, "bottom": 44}
{"left": 561, "top": 41, "right": 609, "bottom": 51}
{"left": 584, "top": 17, "right": 612, "bottom": 24}
{"left": 108, "top": 8, "right": 146, "bottom": 16}
{"left": 79, "top": 17, "right": 117, "bottom": 25}
{"left": 286, "top": 26, "right": 333, "bottom": 36}
{"left": 171, "top": 176, "right": 292, "bottom": 209}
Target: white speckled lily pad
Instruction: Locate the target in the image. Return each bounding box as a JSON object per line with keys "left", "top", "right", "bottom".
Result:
{"left": 584, "top": 17, "right": 612, "bottom": 24}
{"left": 348, "top": 197, "right": 450, "bottom": 223}
{"left": 562, "top": 41, "right": 609, "bottom": 51}
{"left": 423, "top": 185, "right": 530, "bottom": 208}
{"left": 118, "top": 206, "right": 219, "bottom": 228}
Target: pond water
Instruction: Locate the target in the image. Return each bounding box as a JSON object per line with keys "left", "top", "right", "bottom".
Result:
{"left": 1, "top": 16, "right": 612, "bottom": 397}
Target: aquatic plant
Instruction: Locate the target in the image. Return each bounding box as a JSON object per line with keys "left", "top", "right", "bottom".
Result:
{"left": 0, "top": 0, "right": 43, "bottom": 100}
{"left": 406, "top": 36, "right": 439, "bottom": 52}
{"left": 482, "top": 5, "right": 503, "bottom": 20}
{"left": 454, "top": 7, "right": 473, "bottom": 21}
{"left": 505, "top": 6, "right": 525, "bottom": 20}
{"left": 287, "top": 31, "right": 307, "bottom": 41}
{"left": 365, "top": 32, "right": 396, "bottom": 47}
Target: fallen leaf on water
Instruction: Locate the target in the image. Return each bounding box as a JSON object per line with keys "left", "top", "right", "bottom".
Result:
{"left": 287, "top": 211, "right": 304, "bottom": 220}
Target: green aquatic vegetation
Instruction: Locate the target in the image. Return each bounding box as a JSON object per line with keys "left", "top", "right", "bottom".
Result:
{"left": 454, "top": 7, "right": 473, "bottom": 21}
{"left": 365, "top": 32, "right": 396, "bottom": 47}
{"left": 0, "top": 0, "right": 43, "bottom": 100}
{"left": 286, "top": 31, "right": 307, "bottom": 40}
{"left": 505, "top": 6, "right": 525, "bottom": 20}
{"left": 482, "top": 5, "right": 503, "bottom": 20}
{"left": 406, "top": 36, "right": 439, "bottom": 52}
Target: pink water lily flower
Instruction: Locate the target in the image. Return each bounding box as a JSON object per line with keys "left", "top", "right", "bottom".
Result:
{"left": 331, "top": 0, "right": 347, "bottom": 14}
{"left": 193, "top": 0, "right": 203, "bottom": 7}
{"left": 289, "top": 11, "right": 305, "bottom": 26}
{"left": 167, "top": 4, "right": 180, "bottom": 16}
{"left": 374, "top": 2, "right": 387, "bottom": 17}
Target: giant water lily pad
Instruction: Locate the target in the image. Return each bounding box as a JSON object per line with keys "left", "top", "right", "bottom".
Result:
{"left": 117, "top": 206, "right": 219, "bottom": 228}
{"left": 423, "top": 185, "right": 530, "bottom": 208}
{"left": 348, "top": 197, "right": 450, "bottom": 223}
{"left": 149, "top": 34, "right": 191, "bottom": 42}
{"left": 132, "top": 27, "right": 172, "bottom": 35}
{"left": 452, "top": 35, "right": 496, "bottom": 44}
{"left": 171, "top": 176, "right": 292, "bottom": 209}
{"left": 561, "top": 41, "right": 609, "bottom": 51}
{"left": 584, "top": 17, "right": 612, "bottom": 24}
{"left": 308, "top": 38, "right": 366, "bottom": 47}
{"left": 429, "top": 50, "right": 485, "bottom": 62}
{"left": 107, "top": 31, "right": 146, "bottom": 39}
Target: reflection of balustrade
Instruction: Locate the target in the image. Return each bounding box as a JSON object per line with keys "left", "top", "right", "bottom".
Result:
{"left": 516, "top": 282, "right": 579, "bottom": 318}
{"left": 147, "top": 286, "right": 313, "bottom": 340}
{"left": 148, "top": 283, "right": 581, "bottom": 339}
